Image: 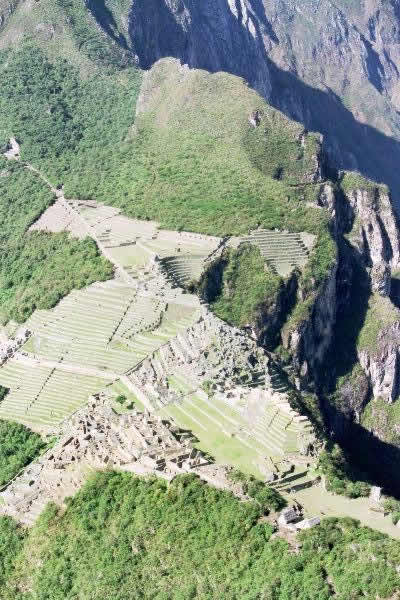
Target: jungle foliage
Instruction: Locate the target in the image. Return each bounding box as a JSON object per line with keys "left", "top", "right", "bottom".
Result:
{"left": 0, "top": 420, "right": 45, "bottom": 487}
{"left": 0, "top": 472, "right": 399, "bottom": 599}
{"left": 204, "top": 244, "right": 283, "bottom": 328}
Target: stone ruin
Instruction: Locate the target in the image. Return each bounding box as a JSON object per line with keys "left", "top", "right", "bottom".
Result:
{"left": 3, "top": 137, "right": 20, "bottom": 160}
{"left": 0, "top": 328, "right": 31, "bottom": 365}
{"left": 0, "top": 394, "right": 214, "bottom": 526}
{"left": 277, "top": 504, "right": 320, "bottom": 531}
{"left": 130, "top": 310, "right": 271, "bottom": 407}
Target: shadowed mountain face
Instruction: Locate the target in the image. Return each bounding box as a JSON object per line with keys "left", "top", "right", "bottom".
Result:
{"left": 128, "top": 0, "right": 272, "bottom": 98}
{"left": 128, "top": 0, "right": 400, "bottom": 204}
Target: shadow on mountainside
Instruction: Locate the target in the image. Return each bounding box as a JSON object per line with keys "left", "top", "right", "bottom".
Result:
{"left": 86, "top": 0, "right": 131, "bottom": 49}
{"left": 328, "top": 405, "right": 400, "bottom": 499}
{"left": 128, "top": 0, "right": 400, "bottom": 206}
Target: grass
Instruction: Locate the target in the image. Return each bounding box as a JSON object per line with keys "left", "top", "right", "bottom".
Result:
{"left": 94, "top": 60, "right": 332, "bottom": 240}
{"left": 357, "top": 293, "right": 400, "bottom": 352}
{"left": 159, "top": 397, "right": 265, "bottom": 479}
{"left": 109, "top": 380, "right": 146, "bottom": 412}
{"left": 340, "top": 172, "right": 389, "bottom": 195}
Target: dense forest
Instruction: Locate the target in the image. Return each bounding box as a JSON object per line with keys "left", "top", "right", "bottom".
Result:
{"left": 0, "top": 472, "right": 399, "bottom": 599}
{"left": 0, "top": 420, "right": 45, "bottom": 487}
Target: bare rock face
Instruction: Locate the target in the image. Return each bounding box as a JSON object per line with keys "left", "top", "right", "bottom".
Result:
{"left": 129, "top": 0, "right": 272, "bottom": 98}
{"left": 283, "top": 263, "right": 338, "bottom": 388}
{"left": 371, "top": 263, "right": 391, "bottom": 297}
{"left": 337, "top": 368, "right": 370, "bottom": 423}
{"left": 359, "top": 322, "right": 400, "bottom": 403}
{"left": 345, "top": 185, "right": 400, "bottom": 269}
{"left": 0, "top": 0, "right": 18, "bottom": 30}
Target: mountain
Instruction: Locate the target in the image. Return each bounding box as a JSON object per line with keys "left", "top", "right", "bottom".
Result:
{"left": 1, "top": 1, "right": 400, "bottom": 597}
{"left": 127, "top": 0, "right": 400, "bottom": 203}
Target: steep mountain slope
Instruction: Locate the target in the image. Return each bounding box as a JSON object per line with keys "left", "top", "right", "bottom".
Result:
{"left": 128, "top": 0, "right": 400, "bottom": 203}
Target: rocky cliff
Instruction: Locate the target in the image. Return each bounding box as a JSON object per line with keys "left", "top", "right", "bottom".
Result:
{"left": 283, "top": 262, "right": 338, "bottom": 390}
{"left": 0, "top": 0, "right": 19, "bottom": 29}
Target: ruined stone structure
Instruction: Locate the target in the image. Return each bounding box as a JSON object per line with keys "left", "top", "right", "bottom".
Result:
{"left": 0, "top": 395, "right": 209, "bottom": 525}
{"left": 0, "top": 328, "right": 30, "bottom": 365}
{"left": 0, "top": 153, "right": 319, "bottom": 523}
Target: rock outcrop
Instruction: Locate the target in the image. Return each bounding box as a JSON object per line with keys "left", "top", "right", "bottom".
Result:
{"left": 0, "top": 0, "right": 18, "bottom": 29}
{"left": 283, "top": 263, "right": 338, "bottom": 389}
{"left": 359, "top": 321, "right": 400, "bottom": 404}
{"left": 343, "top": 183, "right": 400, "bottom": 270}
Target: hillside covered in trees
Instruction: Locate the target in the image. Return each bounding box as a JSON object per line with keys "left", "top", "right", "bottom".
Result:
{"left": 0, "top": 472, "right": 400, "bottom": 600}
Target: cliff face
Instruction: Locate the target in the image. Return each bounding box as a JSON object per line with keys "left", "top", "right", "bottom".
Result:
{"left": 344, "top": 185, "right": 400, "bottom": 272}
{"left": 278, "top": 172, "right": 400, "bottom": 413}
{"left": 359, "top": 320, "right": 400, "bottom": 403}
{"left": 283, "top": 263, "right": 338, "bottom": 390}
{"left": 0, "top": 0, "right": 19, "bottom": 29}
{"left": 331, "top": 181, "right": 400, "bottom": 406}
{"left": 129, "top": 0, "right": 272, "bottom": 98}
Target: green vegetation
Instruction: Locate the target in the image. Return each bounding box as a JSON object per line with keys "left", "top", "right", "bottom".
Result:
{"left": 99, "top": 60, "right": 329, "bottom": 237}
{"left": 0, "top": 158, "right": 113, "bottom": 323}
{"left": 357, "top": 293, "right": 400, "bottom": 352}
{"left": 318, "top": 444, "right": 371, "bottom": 498}
{"left": 115, "top": 394, "right": 127, "bottom": 405}
{"left": 0, "top": 471, "right": 399, "bottom": 599}
{"left": 0, "top": 230, "right": 113, "bottom": 323}
{"left": 0, "top": 44, "right": 142, "bottom": 188}
{"left": 243, "top": 109, "right": 321, "bottom": 185}
{"left": 383, "top": 498, "right": 400, "bottom": 524}
{"left": 208, "top": 245, "right": 283, "bottom": 328}
{"left": 340, "top": 172, "right": 388, "bottom": 195}
{"left": 361, "top": 396, "right": 400, "bottom": 445}
{"left": 0, "top": 420, "right": 45, "bottom": 487}
{"left": 0, "top": 517, "right": 25, "bottom": 589}
{"left": 0, "top": 385, "right": 8, "bottom": 403}
{"left": 58, "top": 0, "right": 133, "bottom": 68}
{"left": 227, "top": 469, "right": 286, "bottom": 512}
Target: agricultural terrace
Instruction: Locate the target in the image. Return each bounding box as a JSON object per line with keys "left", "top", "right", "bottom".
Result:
{"left": 0, "top": 193, "right": 318, "bottom": 483}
